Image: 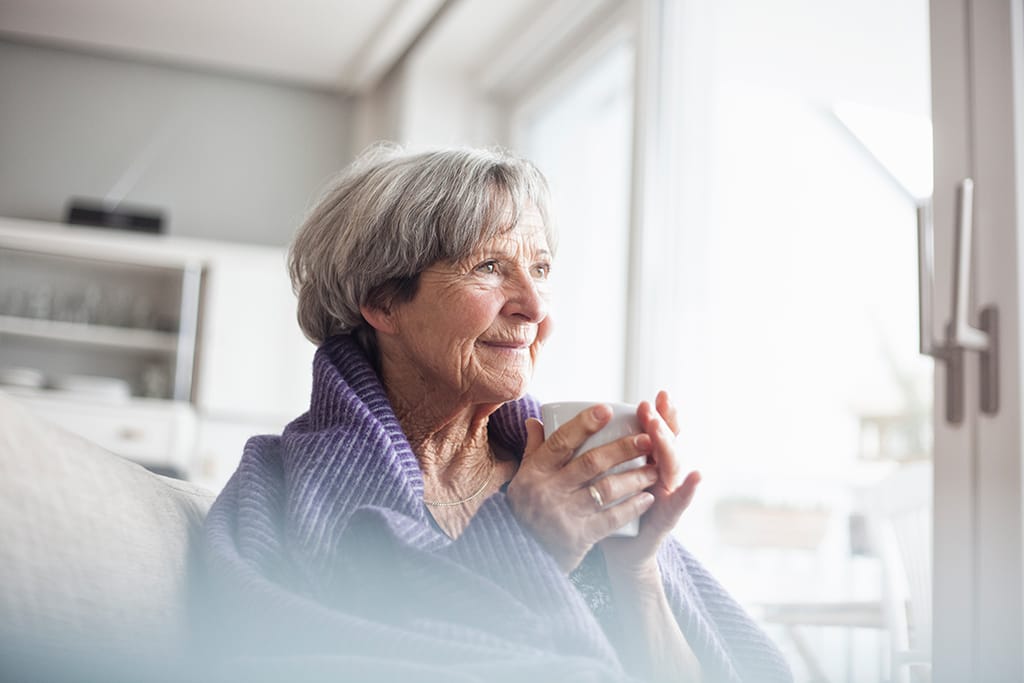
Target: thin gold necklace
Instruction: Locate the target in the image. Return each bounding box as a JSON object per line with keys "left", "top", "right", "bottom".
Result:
{"left": 423, "top": 455, "right": 496, "bottom": 507}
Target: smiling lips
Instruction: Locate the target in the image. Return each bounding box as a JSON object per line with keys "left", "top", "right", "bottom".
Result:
{"left": 479, "top": 338, "right": 532, "bottom": 350}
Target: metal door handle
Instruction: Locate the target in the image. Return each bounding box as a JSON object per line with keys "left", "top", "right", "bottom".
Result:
{"left": 918, "top": 197, "right": 965, "bottom": 422}
{"left": 918, "top": 178, "right": 999, "bottom": 423}
{"left": 917, "top": 200, "right": 938, "bottom": 358}
{"left": 951, "top": 179, "right": 990, "bottom": 351}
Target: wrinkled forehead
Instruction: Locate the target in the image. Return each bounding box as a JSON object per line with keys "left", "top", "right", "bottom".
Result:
{"left": 485, "top": 183, "right": 557, "bottom": 249}
{"left": 483, "top": 190, "right": 555, "bottom": 254}
{"left": 478, "top": 209, "right": 551, "bottom": 256}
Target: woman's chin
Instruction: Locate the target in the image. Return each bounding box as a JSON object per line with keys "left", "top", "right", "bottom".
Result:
{"left": 476, "top": 377, "right": 531, "bottom": 404}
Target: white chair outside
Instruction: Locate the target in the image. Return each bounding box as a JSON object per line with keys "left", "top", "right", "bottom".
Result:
{"left": 757, "top": 461, "right": 932, "bottom": 683}
{"left": 863, "top": 460, "right": 932, "bottom": 683}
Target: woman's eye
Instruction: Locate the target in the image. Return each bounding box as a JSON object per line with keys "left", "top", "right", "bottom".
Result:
{"left": 476, "top": 261, "right": 498, "bottom": 274}
{"left": 532, "top": 263, "right": 551, "bottom": 279}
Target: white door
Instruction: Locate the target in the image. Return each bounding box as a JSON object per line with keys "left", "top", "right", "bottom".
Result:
{"left": 929, "top": 0, "right": 1024, "bottom": 680}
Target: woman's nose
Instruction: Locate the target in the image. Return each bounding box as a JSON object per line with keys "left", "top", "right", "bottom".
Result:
{"left": 504, "top": 270, "right": 548, "bottom": 323}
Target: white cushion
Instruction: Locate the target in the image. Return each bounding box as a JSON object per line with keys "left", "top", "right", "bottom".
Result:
{"left": 0, "top": 391, "right": 215, "bottom": 673}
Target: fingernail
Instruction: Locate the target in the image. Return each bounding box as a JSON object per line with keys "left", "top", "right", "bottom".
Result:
{"left": 633, "top": 434, "right": 652, "bottom": 450}
{"left": 591, "top": 404, "right": 611, "bottom": 421}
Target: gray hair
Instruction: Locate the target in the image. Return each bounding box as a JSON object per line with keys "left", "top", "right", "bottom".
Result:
{"left": 288, "top": 144, "right": 555, "bottom": 359}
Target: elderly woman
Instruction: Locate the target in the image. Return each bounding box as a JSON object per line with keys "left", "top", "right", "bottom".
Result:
{"left": 201, "top": 147, "right": 792, "bottom": 683}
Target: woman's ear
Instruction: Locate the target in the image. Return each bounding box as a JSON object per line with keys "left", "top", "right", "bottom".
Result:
{"left": 360, "top": 304, "right": 397, "bottom": 335}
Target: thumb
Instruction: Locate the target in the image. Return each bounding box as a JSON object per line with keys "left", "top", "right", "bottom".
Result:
{"left": 673, "top": 470, "right": 701, "bottom": 513}
{"left": 647, "top": 471, "right": 702, "bottom": 536}
{"left": 524, "top": 417, "right": 546, "bottom": 458}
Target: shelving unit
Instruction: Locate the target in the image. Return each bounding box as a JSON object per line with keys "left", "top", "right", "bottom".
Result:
{"left": 0, "top": 216, "right": 315, "bottom": 484}
{"left": 0, "top": 219, "right": 205, "bottom": 476}
{"left": 0, "top": 228, "right": 204, "bottom": 402}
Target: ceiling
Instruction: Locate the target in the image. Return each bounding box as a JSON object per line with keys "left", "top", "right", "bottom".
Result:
{"left": 0, "top": 0, "right": 448, "bottom": 93}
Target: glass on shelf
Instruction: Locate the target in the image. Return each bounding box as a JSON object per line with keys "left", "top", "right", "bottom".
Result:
{"left": 0, "top": 287, "right": 28, "bottom": 318}
{"left": 26, "top": 285, "right": 53, "bottom": 320}
{"left": 1, "top": 282, "right": 170, "bottom": 332}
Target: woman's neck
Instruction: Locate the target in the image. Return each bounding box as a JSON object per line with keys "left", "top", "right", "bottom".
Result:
{"left": 398, "top": 401, "right": 492, "bottom": 485}
{"left": 382, "top": 368, "right": 496, "bottom": 489}
{"left": 380, "top": 361, "right": 521, "bottom": 539}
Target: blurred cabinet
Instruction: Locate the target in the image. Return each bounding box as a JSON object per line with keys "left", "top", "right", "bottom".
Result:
{"left": 0, "top": 227, "right": 202, "bottom": 402}
{"left": 0, "top": 217, "right": 313, "bottom": 481}
{"left": 7, "top": 387, "right": 197, "bottom": 475}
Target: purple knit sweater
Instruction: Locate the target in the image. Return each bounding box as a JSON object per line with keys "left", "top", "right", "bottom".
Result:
{"left": 201, "top": 335, "right": 792, "bottom": 683}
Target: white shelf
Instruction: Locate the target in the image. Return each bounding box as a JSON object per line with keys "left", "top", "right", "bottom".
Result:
{"left": 0, "top": 314, "right": 178, "bottom": 353}
{"left": 0, "top": 215, "right": 313, "bottom": 416}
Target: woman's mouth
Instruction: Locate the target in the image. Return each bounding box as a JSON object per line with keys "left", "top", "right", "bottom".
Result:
{"left": 479, "top": 339, "right": 531, "bottom": 351}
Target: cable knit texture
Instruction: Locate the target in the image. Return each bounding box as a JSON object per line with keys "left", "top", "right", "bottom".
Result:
{"left": 201, "top": 335, "right": 793, "bottom": 683}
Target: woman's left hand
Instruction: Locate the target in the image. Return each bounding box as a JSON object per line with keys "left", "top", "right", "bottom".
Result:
{"left": 599, "top": 390, "right": 700, "bottom": 580}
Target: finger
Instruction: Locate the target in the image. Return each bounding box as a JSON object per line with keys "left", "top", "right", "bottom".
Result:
{"left": 524, "top": 418, "right": 545, "bottom": 459}
{"left": 645, "top": 470, "right": 701, "bottom": 537}
{"left": 566, "top": 432, "right": 652, "bottom": 485}
{"left": 637, "top": 401, "right": 658, "bottom": 436}
{"left": 673, "top": 470, "right": 701, "bottom": 513}
{"left": 655, "top": 390, "right": 680, "bottom": 436}
{"left": 542, "top": 404, "right": 613, "bottom": 467}
{"left": 586, "top": 491, "right": 656, "bottom": 541}
{"left": 644, "top": 409, "right": 684, "bottom": 491}
{"left": 576, "top": 465, "right": 659, "bottom": 514}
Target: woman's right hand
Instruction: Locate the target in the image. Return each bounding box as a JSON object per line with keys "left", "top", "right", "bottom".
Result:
{"left": 505, "top": 404, "right": 658, "bottom": 573}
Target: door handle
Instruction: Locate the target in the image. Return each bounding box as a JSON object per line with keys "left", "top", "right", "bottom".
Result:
{"left": 918, "top": 198, "right": 965, "bottom": 423}
{"left": 918, "top": 178, "right": 999, "bottom": 423}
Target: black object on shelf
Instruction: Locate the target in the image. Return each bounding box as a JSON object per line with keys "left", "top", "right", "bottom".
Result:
{"left": 65, "top": 199, "right": 165, "bottom": 234}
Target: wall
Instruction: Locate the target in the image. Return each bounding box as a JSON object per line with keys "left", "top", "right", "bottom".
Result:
{"left": 348, "top": 0, "right": 560, "bottom": 152}
{"left": 351, "top": 62, "right": 406, "bottom": 155}
{"left": 0, "top": 39, "right": 353, "bottom": 246}
{"left": 400, "top": 62, "right": 502, "bottom": 149}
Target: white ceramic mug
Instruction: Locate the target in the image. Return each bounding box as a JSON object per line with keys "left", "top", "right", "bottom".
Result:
{"left": 540, "top": 401, "right": 648, "bottom": 538}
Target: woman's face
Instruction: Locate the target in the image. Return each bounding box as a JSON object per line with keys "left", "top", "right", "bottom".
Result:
{"left": 373, "top": 206, "right": 553, "bottom": 406}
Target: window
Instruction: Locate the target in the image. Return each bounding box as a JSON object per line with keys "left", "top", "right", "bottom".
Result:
{"left": 648, "top": 1, "right": 933, "bottom": 679}
{"left": 513, "top": 36, "right": 635, "bottom": 403}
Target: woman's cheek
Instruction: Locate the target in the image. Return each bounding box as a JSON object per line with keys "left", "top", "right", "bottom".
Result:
{"left": 529, "top": 326, "right": 551, "bottom": 368}
{"left": 536, "top": 314, "right": 554, "bottom": 347}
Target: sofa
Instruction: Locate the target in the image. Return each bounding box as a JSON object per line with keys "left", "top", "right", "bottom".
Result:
{"left": 0, "top": 391, "right": 217, "bottom": 681}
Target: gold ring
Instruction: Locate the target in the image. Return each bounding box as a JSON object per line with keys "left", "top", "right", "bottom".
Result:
{"left": 588, "top": 485, "right": 605, "bottom": 510}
